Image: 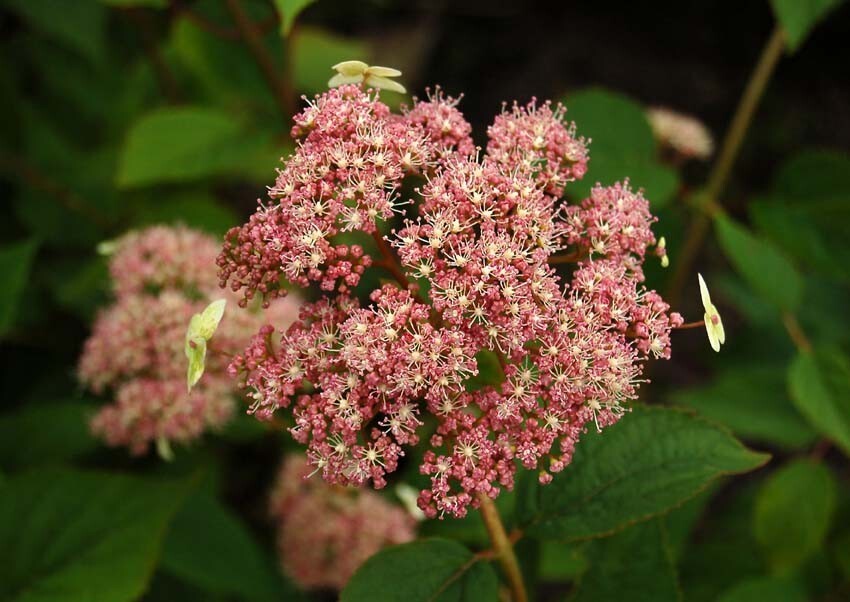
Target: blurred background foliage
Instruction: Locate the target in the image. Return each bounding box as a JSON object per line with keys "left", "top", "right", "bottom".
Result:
{"left": 1, "top": 0, "right": 849, "bottom": 601}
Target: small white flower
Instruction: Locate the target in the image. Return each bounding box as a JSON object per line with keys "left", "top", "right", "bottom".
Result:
{"left": 698, "top": 274, "right": 725, "bottom": 352}
{"left": 328, "top": 60, "right": 406, "bottom": 94}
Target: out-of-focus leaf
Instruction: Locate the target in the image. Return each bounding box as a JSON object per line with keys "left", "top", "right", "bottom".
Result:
{"left": 13, "top": 192, "right": 103, "bottom": 248}
{"left": 717, "top": 576, "right": 808, "bottom": 602}
{"left": 754, "top": 460, "right": 836, "bottom": 572}
{"left": 293, "top": 27, "right": 370, "bottom": 95}
{"left": 788, "top": 346, "right": 850, "bottom": 457}
{"left": 0, "top": 468, "right": 194, "bottom": 602}
{"left": 562, "top": 87, "right": 678, "bottom": 207}
{"left": 131, "top": 193, "right": 239, "bottom": 236}
{"left": 0, "top": 239, "right": 38, "bottom": 337}
{"left": 341, "top": 539, "right": 498, "bottom": 602}
{"left": 167, "top": 20, "right": 275, "bottom": 114}
{"left": 3, "top": 0, "right": 105, "bottom": 64}
{"left": 100, "top": 0, "right": 167, "bottom": 7}
{"left": 772, "top": 149, "right": 850, "bottom": 200}
{"left": 714, "top": 214, "right": 803, "bottom": 312}
{"left": 117, "top": 107, "right": 275, "bottom": 187}
{"left": 43, "top": 256, "right": 110, "bottom": 321}
{"left": 680, "top": 484, "right": 763, "bottom": 602}
{"left": 0, "top": 400, "right": 97, "bottom": 471}
{"left": 273, "top": 0, "right": 315, "bottom": 35}
{"left": 572, "top": 520, "right": 680, "bottom": 602}
{"left": 161, "top": 492, "right": 299, "bottom": 601}
{"left": 751, "top": 196, "right": 850, "bottom": 283}
{"left": 671, "top": 364, "right": 817, "bottom": 450}
{"left": 663, "top": 486, "right": 717, "bottom": 560}
{"left": 520, "top": 406, "right": 769, "bottom": 541}
{"left": 770, "top": 0, "right": 845, "bottom": 52}
{"left": 833, "top": 529, "right": 850, "bottom": 582}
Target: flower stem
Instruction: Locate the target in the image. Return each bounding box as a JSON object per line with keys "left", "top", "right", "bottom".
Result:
{"left": 477, "top": 493, "right": 527, "bottom": 602}
{"left": 667, "top": 25, "right": 786, "bottom": 307}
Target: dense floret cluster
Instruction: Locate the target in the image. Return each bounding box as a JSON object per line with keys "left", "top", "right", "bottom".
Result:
{"left": 221, "top": 85, "right": 681, "bottom": 517}
{"left": 269, "top": 455, "right": 415, "bottom": 590}
{"left": 79, "top": 226, "right": 300, "bottom": 455}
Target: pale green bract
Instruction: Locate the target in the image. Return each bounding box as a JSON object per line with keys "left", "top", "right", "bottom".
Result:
{"left": 328, "top": 60, "right": 406, "bottom": 94}
{"left": 185, "top": 299, "right": 226, "bottom": 391}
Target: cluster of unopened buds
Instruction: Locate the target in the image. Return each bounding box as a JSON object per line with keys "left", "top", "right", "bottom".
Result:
{"left": 269, "top": 455, "right": 416, "bottom": 590}
{"left": 219, "top": 65, "right": 695, "bottom": 519}
{"left": 78, "top": 225, "right": 300, "bottom": 457}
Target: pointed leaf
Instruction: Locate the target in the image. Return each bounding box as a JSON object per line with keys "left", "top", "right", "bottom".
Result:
{"left": 770, "top": 0, "right": 845, "bottom": 52}
{"left": 522, "top": 405, "right": 769, "bottom": 541}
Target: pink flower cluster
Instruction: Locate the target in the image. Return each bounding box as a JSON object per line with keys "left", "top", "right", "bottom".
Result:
{"left": 222, "top": 85, "right": 682, "bottom": 518}
{"left": 79, "top": 226, "right": 300, "bottom": 455}
{"left": 269, "top": 455, "right": 415, "bottom": 590}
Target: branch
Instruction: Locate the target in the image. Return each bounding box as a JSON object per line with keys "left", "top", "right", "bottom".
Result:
{"left": 477, "top": 493, "right": 528, "bottom": 602}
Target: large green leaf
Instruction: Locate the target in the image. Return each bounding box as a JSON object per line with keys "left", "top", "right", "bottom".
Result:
{"left": 770, "top": 0, "right": 845, "bottom": 52}
{"left": 714, "top": 214, "right": 803, "bottom": 312}
{"left": 116, "top": 107, "right": 275, "bottom": 188}
{"left": 572, "top": 520, "right": 680, "bottom": 602}
{"left": 0, "top": 400, "right": 97, "bottom": 471}
{"left": 520, "top": 405, "right": 769, "bottom": 541}
{"left": 0, "top": 468, "right": 194, "bottom": 602}
{"left": 0, "top": 239, "right": 38, "bottom": 337}
{"left": 716, "top": 576, "right": 808, "bottom": 602}
{"left": 273, "top": 0, "right": 316, "bottom": 35}
{"left": 563, "top": 87, "right": 678, "bottom": 207}
{"left": 160, "top": 492, "right": 298, "bottom": 601}
{"left": 754, "top": 460, "right": 836, "bottom": 572}
{"left": 4, "top": 0, "right": 105, "bottom": 64}
{"left": 341, "top": 539, "right": 498, "bottom": 602}
{"left": 130, "top": 192, "right": 239, "bottom": 236}
{"left": 772, "top": 149, "right": 850, "bottom": 200}
{"left": 788, "top": 347, "right": 850, "bottom": 456}
{"left": 671, "top": 364, "right": 817, "bottom": 450}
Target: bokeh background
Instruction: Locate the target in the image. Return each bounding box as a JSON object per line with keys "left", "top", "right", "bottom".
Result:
{"left": 1, "top": 1, "right": 849, "bottom": 601}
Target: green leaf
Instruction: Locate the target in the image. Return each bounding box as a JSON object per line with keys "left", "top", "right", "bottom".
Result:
{"left": 833, "top": 528, "right": 850, "bottom": 582}
{"left": 0, "top": 400, "right": 97, "bottom": 471}
{"left": 273, "top": 0, "right": 316, "bottom": 35}
{"left": 522, "top": 405, "right": 769, "bottom": 541}
{"left": 770, "top": 0, "right": 845, "bottom": 52}
{"left": 563, "top": 87, "right": 678, "bottom": 207}
{"left": 537, "top": 540, "right": 587, "bottom": 582}
{"left": 714, "top": 214, "right": 803, "bottom": 311}
{"left": 572, "top": 520, "right": 681, "bottom": 602}
{"left": 754, "top": 459, "right": 836, "bottom": 572}
{"left": 772, "top": 149, "right": 850, "bottom": 200}
{"left": 4, "top": 0, "right": 106, "bottom": 64}
{"left": 0, "top": 239, "right": 38, "bottom": 337}
{"left": 100, "top": 0, "right": 167, "bottom": 7}
{"left": 671, "top": 364, "right": 817, "bottom": 450}
{"left": 0, "top": 468, "right": 194, "bottom": 602}
{"left": 293, "top": 27, "right": 370, "bottom": 95}
{"left": 341, "top": 539, "right": 499, "bottom": 602}
{"left": 716, "top": 576, "right": 808, "bottom": 602}
{"left": 130, "top": 193, "right": 239, "bottom": 236}
{"left": 117, "top": 107, "right": 274, "bottom": 188}
{"left": 161, "top": 492, "right": 298, "bottom": 601}
{"left": 788, "top": 347, "right": 850, "bottom": 456}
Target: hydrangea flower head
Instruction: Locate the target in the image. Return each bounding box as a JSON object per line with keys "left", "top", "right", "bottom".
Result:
{"left": 269, "top": 455, "right": 416, "bottom": 590}
{"left": 79, "top": 225, "right": 301, "bottom": 455}
{"left": 221, "top": 81, "right": 682, "bottom": 518}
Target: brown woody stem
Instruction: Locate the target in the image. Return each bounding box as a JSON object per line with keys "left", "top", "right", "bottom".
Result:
{"left": 477, "top": 493, "right": 528, "bottom": 602}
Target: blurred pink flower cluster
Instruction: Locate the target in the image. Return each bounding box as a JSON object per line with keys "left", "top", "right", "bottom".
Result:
{"left": 269, "top": 455, "right": 415, "bottom": 590}
{"left": 221, "top": 85, "right": 682, "bottom": 518}
{"left": 79, "top": 225, "right": 300, "bottom": 455}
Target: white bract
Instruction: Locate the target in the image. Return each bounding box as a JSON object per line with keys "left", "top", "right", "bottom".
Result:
{"left": 328, "top": 60, "right": 406, "bottom": 94}
{"left": 185, "top": 299, "right": 227, "bottom": 391}
{"left": 698, "top": 273, "right": 725, "bottom": 352}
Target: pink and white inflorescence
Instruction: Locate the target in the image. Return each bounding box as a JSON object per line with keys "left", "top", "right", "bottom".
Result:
{"left": 221, "top": 84, "right": 682, "bottom": 518}
{"left": 269, "top": 455, "right": 416, "bottom": 590}
{"left": 79, "top": 225, "right": 300, "bottom": 455}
